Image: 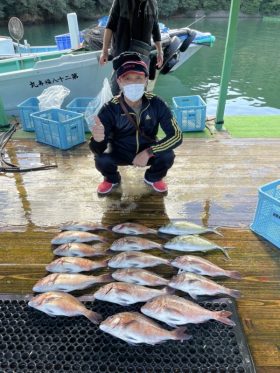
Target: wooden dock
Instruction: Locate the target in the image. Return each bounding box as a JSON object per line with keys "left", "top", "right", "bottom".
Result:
{"left": 0, "top": 135, "right": 279, "bottom": 372}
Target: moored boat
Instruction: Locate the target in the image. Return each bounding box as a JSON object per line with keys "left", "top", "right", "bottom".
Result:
{"left": 0, "top": 15, "right": 215, "bottom": 115}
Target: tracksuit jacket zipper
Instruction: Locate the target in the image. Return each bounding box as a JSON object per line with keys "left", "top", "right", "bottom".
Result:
{"left": 128, "top": 101, "right": 150, "bottom": 154}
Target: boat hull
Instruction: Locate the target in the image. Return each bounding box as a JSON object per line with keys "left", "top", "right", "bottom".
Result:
{"left": 0, "top": 28, "right": 214, "bottom": 116}
{"left": 0, "top": 51, "right": 112, "bottom": 115}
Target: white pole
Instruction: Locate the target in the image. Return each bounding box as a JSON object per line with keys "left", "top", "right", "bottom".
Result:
{"left": 67, "top": 13, "right": 80, "bottom": 49}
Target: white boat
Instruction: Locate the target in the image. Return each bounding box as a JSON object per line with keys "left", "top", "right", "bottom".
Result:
{"left": 0, "top": 17, "right": 215, "bottom": 116}
{"left": 0, "top": 36, "right": 64, "bottom": 59}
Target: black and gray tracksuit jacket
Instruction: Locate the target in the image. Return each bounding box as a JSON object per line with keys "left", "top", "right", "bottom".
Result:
{"left": 89, "top": 92, "right": 183, "bottom": 159}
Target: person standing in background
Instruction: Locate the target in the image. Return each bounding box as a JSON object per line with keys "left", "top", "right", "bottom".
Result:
{"left": 99, "top": 0, "right": 163, "bottom": 95}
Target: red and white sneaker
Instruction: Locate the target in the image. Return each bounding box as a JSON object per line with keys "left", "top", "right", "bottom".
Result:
{"left": 144, "top": 178, "right": 168, "bottom": 193}
{"left": 97, "top": 180, "right": 119, "bottom": 195}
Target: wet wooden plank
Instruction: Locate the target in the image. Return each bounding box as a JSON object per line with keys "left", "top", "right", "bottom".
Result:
{"left": 0, "top": 136, "right": 279, "bottom": 371}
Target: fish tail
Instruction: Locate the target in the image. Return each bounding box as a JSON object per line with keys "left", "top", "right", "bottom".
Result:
{"left": 189, "top": 292, "right": 199, "bottom": 300}
{"left": 171, "top": 326, "right": 192, "bottom": 342}
{"left": 162, "top": 278, "right": 169, "bottom": 286}
{"left": 211, "top": 227, "right": 223, "bottom": 236}
{"left": 84, "top": 310, "right": 103, "bottom": 325}
{"left": 95, "top": 258, "right": 110, "bottom": 269}
{"left": 226, "top": 270, "right": 242, "bottom": 280}
{"left": 106, "top": 224, "right": 115, "bottom": 231}
{"left": 100, "top": 236, "right": 109, "bottom": 243}
{"left": 77, "top": 294, "right": 95, "bottom": 302}
{"left": 220, "top": 248, "right": 231, "bottom": 260}
{"left": 228, "top": 288, "right": 241, "bottom": 299}
{"left": 217, "top": 310, "right": 232, "bottom": 318}
{"left": 163, "top": 286, "right": 176, "bottom": 295}
{"left": 98, "top": 274, "right": 114, "bottom": 283}
{"left": 166, "top": 258, "right": 174, "bottom": 266}
{"left": 148, "top": 228, "right": 158, "bottom": 234}
{"left": 215, "top": 311, "right": 236, "bottom": 327}
{"left": 103, "top": 247, "right": 112, "bottom": 255}
{"left": 100, "top": 224, "right": 110, "bottom": 231}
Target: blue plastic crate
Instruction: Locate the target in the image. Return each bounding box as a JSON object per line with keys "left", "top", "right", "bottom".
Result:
{"left": 251, "top": 179, "right": 280, "bottom": 249}
{"left": 98, "top": 16, "right": 109, "bottom": 27}
{"left": 172, "top": 95, "right": 206, "bottom": 132}
{"left": 66, "top": 97, "right": 97, "bottom": 132}
{"left": 17, "top": 97, "right": 40, "bottom": 131}
{"left": 55, "top": 33, "right": 84, "bottom": 50}
{"left": 30, "top": 109, "right": 85, "bottom": 150}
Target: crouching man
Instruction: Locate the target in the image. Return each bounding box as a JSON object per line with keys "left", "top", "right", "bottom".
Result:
{"left": 89, "top": 52, "right": 182, "bottom": 195}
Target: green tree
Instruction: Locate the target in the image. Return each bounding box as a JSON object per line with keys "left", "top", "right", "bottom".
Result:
{"left": 202, "top": 0, "right": 230, "bottom": 11}
{"left": 38, "top": 0, "right": 67, "bottom": 21}
{"left": 96, "top": 0, "right": 112, "bottom": 12}
{"left": 1, "top": 0, "right": 279, "bottom": 22}
{"left": 67, "top": 0, "right": 98, "bottom": 20}
{"left": 158, "top": 0, "right": 180, "bottom": 17}
{"left": 240, "top": 0, "right": 261, "bottom": 14}
{"left": 178, "top": 0, "right": 200, "bottom": 10}
{"left": 260, "top": 0, "right": 280, "bottom": 15}
{"left": 0, "top": 3, "right": 5, "bottom": 19}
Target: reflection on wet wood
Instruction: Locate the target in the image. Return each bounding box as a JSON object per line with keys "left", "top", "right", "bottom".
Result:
{"left": 0, "top": 137, "right": 280, "bottom": 371}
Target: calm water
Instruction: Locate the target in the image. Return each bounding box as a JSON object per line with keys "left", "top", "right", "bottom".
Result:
{"left": 1, "top": 17, "right": 280, "bottom": 115}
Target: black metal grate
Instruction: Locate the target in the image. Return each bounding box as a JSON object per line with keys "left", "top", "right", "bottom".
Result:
{"left": 0, "top": 296, "right": 256, "bottom": 373}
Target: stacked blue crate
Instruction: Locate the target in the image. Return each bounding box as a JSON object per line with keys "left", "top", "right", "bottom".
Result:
{"left": 66, "top": 97, "right": 97, "bottom": 132}
{"left": 17, "top": 97, "right": 40, "bottom": 131}
{"left": 172, "top": 95, "right": 206, "bottom": 132}
{"left": 251, "top": 179, "right": 280, "bottom": 249}
{"left": 55, "top": 33, "right": 84, "bottom": 50}
{"left": 31, "top": 109, "right": 85, "bottom": 150}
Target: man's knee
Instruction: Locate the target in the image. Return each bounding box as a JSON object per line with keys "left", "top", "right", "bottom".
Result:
{"left": 156, "top": 151, "right": 175, "bottom": 168}
{"left": 95, "top": 154, "right": 114, "bottom": 169}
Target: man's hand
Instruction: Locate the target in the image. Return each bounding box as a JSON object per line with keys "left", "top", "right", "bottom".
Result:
{"left": 156, "top": 51, "right": 164, "bottom": 68}
{"left": 133, "top": 149, "right": 151, "bottom": 167}
{"left": 92, "top": 116, "right": 105, "bottom": 142}
{"left": 155, "top": 41, "right": 164, "bottom": 68}
{"left": 99, "top": 50, "right": 109, "bottom": 65}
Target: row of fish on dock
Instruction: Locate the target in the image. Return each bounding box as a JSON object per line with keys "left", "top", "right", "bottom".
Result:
{"left": 28, "top": 220, "right": 242, "bottom": 345}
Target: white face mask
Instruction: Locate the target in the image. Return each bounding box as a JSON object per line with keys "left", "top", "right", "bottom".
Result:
{"left": 122, "top": 83, "right": 145, "bottom": 102}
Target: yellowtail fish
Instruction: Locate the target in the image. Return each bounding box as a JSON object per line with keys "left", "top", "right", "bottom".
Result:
{"left": 110, "top": 236, "right": 162, "bottom": 251}
{"left": 46, "top": 257, "right": 109, "bottom": 273}
{"left": 60, "top": 221, "right": 108, "bottom": 232}
{"left": 158, "top": 221, "right": 223, "bottom": 236}
{"left": 108, "top": 251, "right": 170, "bottom": 269}
{"left": 33, "top": 273, "right": 112, "bottom": 293}
{"left": 53, "top": 242, "right": 109, "bottom": 257}
{"left": 93, "top": 282, "right": 173, "bottom": 306}
{"left": 171, "top": 255, "right": 242, "bottom": 279}
{"left": 112, "top": 222, "right": 157, "bottom": 235}
{"left": 100, "top": 312, "right": 191, "bottom": 345}
{"left": 51, "top": 231, "right": 107, "bottom": 245}
{"left": 164, "top": 235, "right": 231, "bottom": 259}
{"left": 112, "top": 268, "right": 169, "bottom": 287}
{"left": 141, "top": 295, "right": 236, "bottom": 327}
{"left": 28, "top": 291, "right": 102, "bottom": 324}
{"left": 168, "top": 272, "right": 241, "bottom": 300}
